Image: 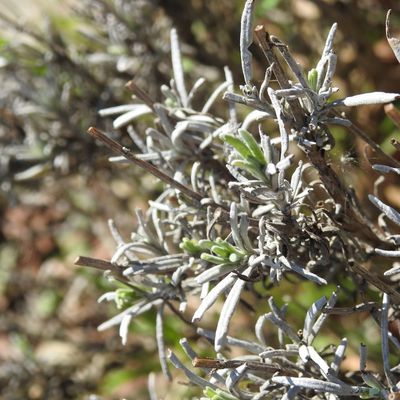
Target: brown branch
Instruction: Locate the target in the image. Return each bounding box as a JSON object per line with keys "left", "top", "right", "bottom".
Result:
{"left": 74, "top": 255, "right": 129, "bottom": 286}
{"left": 391, "top": 139, "right": 400, "bottom": 152}
{"left": 305, "top": 149, "right": 384, "bottom": 246}
{"left": 125, "top": 80, "right": 156, "bottom": 111}
{"left": 75, "top": 255, "right": 115, "bottom": 271}
{"left": 333, "top": 110, "right": 400, "bottom": 168}
{"left": 254, "top": 25, "right": 305, "bottom": 129}
{"left": 385, "top": 103, "right": 400, "bottom": 129}
{"left": 193, "top": 357, "right": 280, "bottom": 372}
{"left": 192, "top": 357, "right": 300, "bottom": 376}
{"left": 323, "top": 302, "right": 377, "bottom": 315}
{"left": 349, "top": 261, "right": 400, "bottom": 305}
{"left": 87, "top": 127, "right": 203, "bottom": 203}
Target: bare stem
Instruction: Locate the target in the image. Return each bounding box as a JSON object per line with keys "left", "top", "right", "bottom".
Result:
{"left": 349, "top": 261, "right": 400, "bottom": 305}
{"left": 334, "top": 110, "right": 400, "bottom": 168}
{"left": 125, "top": 80, "right": 156, "bottom": 111}
{"left": 254, "top": 25, "right": 305, "bottom": 128}
{"left": 87, "top": 127, "right": 203, "bottom": 203}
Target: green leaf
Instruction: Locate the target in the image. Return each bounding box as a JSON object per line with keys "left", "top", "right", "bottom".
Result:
{"left": 229, "top": 253, "right": 241, "bottom": 263}
{"left": 215, "top": 238, "right": 239, "bottom": 253}
{"left": 179, "top": 237, "right": 202, "bottom": 255}
{"left": 115, "top": 288, "right": 136, "bottom": 309}
{"left": 211, "top": 245, "right": 230, "bottom": 259}
{"left": 198, "top": 239, "right": 215, "bottom": 250}
{"left": 308, "top": 68, "right": 318, "bottom": 91}
{"left": 200, "top": 253, "right": 226, "bottom": 264}
{"left": 203, "top": 386, "right": 240, "bottom": 400}
{"left": 231, "top": 159, "right": 265, "bottom": 181}
{"left": 223, "top": 134, "right": 252, "bottom": 159}
{"left": 239, "top": 129, "right": 266, "bottom": 165}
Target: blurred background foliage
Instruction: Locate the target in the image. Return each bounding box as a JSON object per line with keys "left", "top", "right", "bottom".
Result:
{"left": 0, "top": 0, "right": 399, "bottom": 398}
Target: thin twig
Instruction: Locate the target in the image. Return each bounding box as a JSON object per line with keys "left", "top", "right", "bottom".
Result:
{"left": 254, "top": 25, "right": 305, "bottom": 128}
{"left": 349, "top": 261, "right": 400, "bottom": 305}
{"left": 335, "top": 111, "right": 400, "bottom": 168}
{"left": 125, "top": 80, "right": 156, "bottom": 111}
{"left": 385, "top": 103, "right": 400, "bottom": 128}
{"left": 75, "top": 255, "right": 115, "bottom": 271}
{"left": 87, "top": 127, "right": 203, "bottom": 203}
{"left": 74, "top": 255, "right": 130, "bottom": 286}
{"left": 192, "top": 357, "right": 285, "bottom": 374}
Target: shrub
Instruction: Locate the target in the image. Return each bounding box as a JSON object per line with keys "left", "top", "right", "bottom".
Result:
{"left": 78, "top": 3, "right": 400, "bottom": 399}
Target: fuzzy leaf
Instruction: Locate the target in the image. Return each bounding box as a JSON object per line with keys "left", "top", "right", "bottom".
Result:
{"left": 224, "top": 134, "right": 252, "bottom": 159}
{"left": 238, "top": 128, "right": 266, "bottom": 165}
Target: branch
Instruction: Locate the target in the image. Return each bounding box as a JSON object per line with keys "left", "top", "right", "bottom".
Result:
{"left": 125, "top": 80, "right": 155, "bottom": 111}
{"left": 349, "top": 261, "right": 400, "bottom": 305}
{"left": 254, "top": 25, "right": 305, "bottom": 128}
{"left": 336, "top": 111, "right": 400, "bottom": 168}
{"left": 87, "top": 127, "right": 203, "bottom": 203}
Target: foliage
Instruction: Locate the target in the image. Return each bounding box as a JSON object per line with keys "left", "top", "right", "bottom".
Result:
{"left": 80, "top": 2, "right": 400, "bottom": 399}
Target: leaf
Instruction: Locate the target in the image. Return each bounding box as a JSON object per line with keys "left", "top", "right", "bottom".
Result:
{"left": 307, "top": 68, "right": 318, "bottom": 91}
{"left": 334, "top": 92, "right": 400, "bottom": 107}
{"left": 192, "top": 273, "right": 236, "bottom": 322}
{"left": 369, "top": 194, "right": 400, "bottom": 226}
{"left": 386, "top": 10, "right": 400, "bottom": 64}
{"left": 224, "top": 134, "right": 252, "bottom": 159}
{"left": 239, "top": 128, "right": 266, "bottom": 165}
{"left": 231, "top": 159, "right": 265, "bottom": 181}
{"left": 214, "top": 266, "right": 253, "bottom": 351}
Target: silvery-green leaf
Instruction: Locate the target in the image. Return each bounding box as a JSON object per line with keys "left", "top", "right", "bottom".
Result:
{"left": 381, "top": 293, "right": 396, "bottom": 387}
{"left": 334, "top": 92, "right": 400, "bottom": 107}
{"left": 331, "top": 338, "right": 347, "bottom": 375}
{"left": 215, "top": 266, "right": 253, "bottom": 351}
{"left": 369, "top": 194, "right": 400, "bottom": 226}
{"left": 307, "top": 289, "right": 338, "bottom": 344}
{"left": 98, "top": 291, "right": 116, "bottom": 303}
{"left": 224, "top": 66, "right": 237, "bottom": 124}
{"left": 316, "top": 23, "right": 337, "bottom": 91}
{"left": 119, "top": 314, "right": 132, "bottom": 346}
{"left": 264, "top": 312, "right": 300, "bottom": 344}
{"left": 170, "top": 28, "right": 188, "bottom": 106}
{"left": 240, "top": 0, "right": 255, "bottom": 86}
{"left": 147, "top": 372, "right": 158, "bottom": 400}
{"left": 373, "top": 164, "right": 400, "bottom": 175}
{"left": 156, "top": 305, "right": 171, "bottom": 380}
{"left": 268, "top": 88, "right": 288, "bottom": 160}
{"left": 242, "top": 110, "right": 272, "bottom": 130}
{"left": 290, "top": 161, "right": 303, "bottom": 197}
{"left": 230, "top": 202, "right": 245, "bottom": 250}
{"left": 259, "top": 348, "right": 298, "bottom": 358}
{"left": 279, "top": 255, "right": 327, "bottom": 285}
{"left": 99, "top": 104, "right": 144, "bottom": 116}
{"left": 255, "top": 314, "right": 268, "bottom": 346}
{"left": 180, "top": 339, "right": 225, "bottom": 384}
{"left": 272, "top": 376, "right": 362, "bottom": 396}
{"left": 202, "top": 81, "right": 230, "bottom": 113}
{"left": 276, "top": 154, "right": 294, "bottom": 171}
{"left": 168, "top": 350, "right": 218, "bottom": 390}
{"left": 192, "top": 273, "right": 236, "bottom": 322}
{"left": 384, "top": 263, "right": 400, "bottom": 276}
{"left": 187, "top": 77, "right": 206, "bottom": 106}
{"left": 197, "top": 327, "right": 265, "bottom": 354}
{"left": 306, "top": 346, "right": 344, "bottom": 384}
{"left": 386, "top": 10, "right": 400, "bottom": 64}
{"left": 113, "top": 105, "right": 152, "bottom": 129}
{"left": 226, "top": 364, "right": 247, "bottom": 398}
{"left": 195, "top": 263, "right": 240, "bottom": 285}
{"left": 375, "top": 248, "right": 400, "bottom": 257}
{"left": 98, "top": 299, "right": 159, "bottom": 331}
